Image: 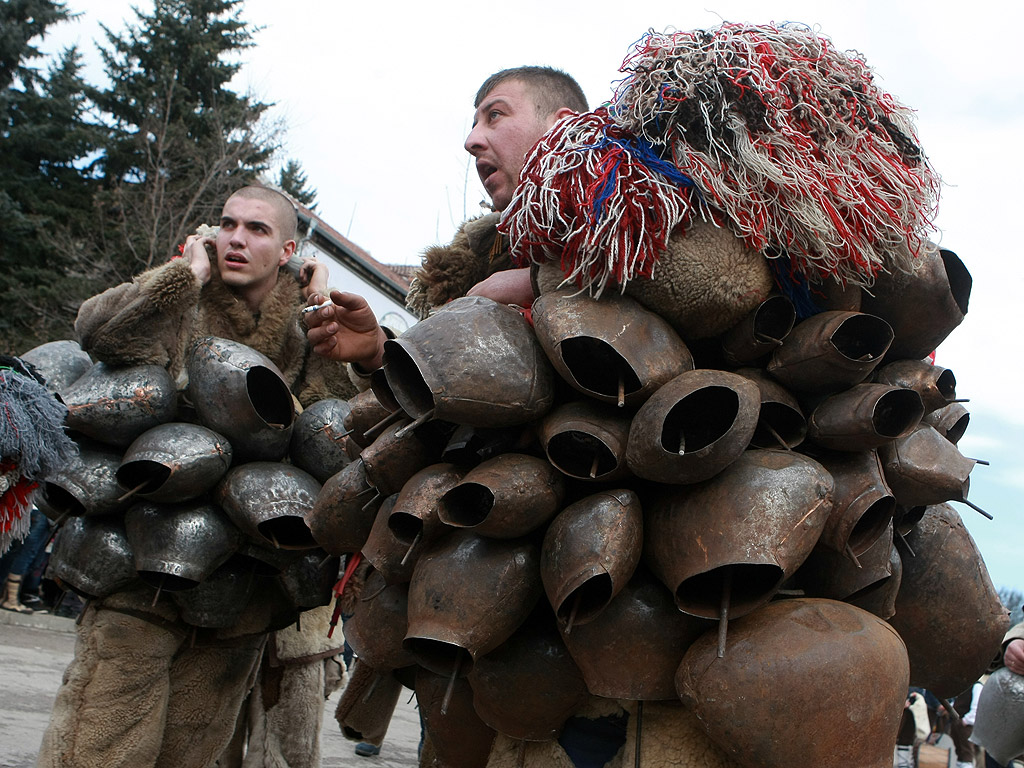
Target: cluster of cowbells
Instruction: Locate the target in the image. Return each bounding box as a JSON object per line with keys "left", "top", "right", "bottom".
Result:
{"left": 306, "top": 243, "right": 1007, "bottom": 768}
{"left": 22, "top": 337, "right": 341, "bottom": 634}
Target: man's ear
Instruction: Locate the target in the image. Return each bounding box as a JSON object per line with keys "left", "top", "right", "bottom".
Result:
{"left": 279, "top": 239, "right": 297, "bottom": 266}
{"left": 546, "top": 106, "right": 576, "bottom": 128}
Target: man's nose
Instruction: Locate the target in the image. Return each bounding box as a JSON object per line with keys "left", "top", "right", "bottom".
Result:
{"left": 465, "top": 125, "right": 485, "bottom": 155}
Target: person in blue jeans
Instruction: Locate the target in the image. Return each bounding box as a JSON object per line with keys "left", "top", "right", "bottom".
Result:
{"left": 1, "top": 506, "right": 52, "bottom": 613}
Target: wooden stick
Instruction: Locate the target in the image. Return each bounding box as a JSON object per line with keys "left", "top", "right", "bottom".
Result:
{"left": 963, "top": 457, "right": 990, "bottom": 466}
{"left": 564, "top": 592, "right": 582, "bottom": 635}
{"left": 617, "top": 370, "right": 626, "bottom": 409}
{"left": 395, "top": 409, "right": 435, "bottom": 439}
{"left": 361, "top": 491, "right": 382, "bottom": 513}
{"left": 960, "top": 498, "right": 993, "bottom": 520}
{"left": 895, "top": 530, "right": 916, "bottom": 558}
{"left": 269, "top": 530, "right": 281, "bottom": 550}
{"left": 845, "top": 543, "right": 862, "bottom": 569}
{"left": 117, "top": 480, "right": 149, "bottom": 502}
{"left": 440, "top": 653, "right": 462, "bottom": 716}
{"left": 634, "top": 700, "right": 644, "bottom": 768}
{"left": 151, "top": 575, "right": 165, "bottom": 607}
{"left": 589, "top": 454, "right": 600, "bottom": 479}
{"left": 400, "top": 530, "right": 423, "bottom": 566}
{"left": 363, "top": 409, "right": 404, "bottom": 442}
{"left": 764, "top": 422, "right": 792, "bottom": 451}
{"left": 717, "top": 569, "right": 732, "bottom": 658}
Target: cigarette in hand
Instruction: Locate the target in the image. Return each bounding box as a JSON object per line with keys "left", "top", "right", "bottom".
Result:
{"left": 301, "top": 298, "right": 333, "bottom": 315}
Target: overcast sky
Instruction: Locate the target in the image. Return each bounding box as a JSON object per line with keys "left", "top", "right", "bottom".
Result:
{"left": 40, "top": 0, "right": 1024, "bottom": 592}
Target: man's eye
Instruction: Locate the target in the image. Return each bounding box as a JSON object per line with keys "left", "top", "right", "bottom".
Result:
{"left": 489, "top": 110, "right": 502, "bottom": 121}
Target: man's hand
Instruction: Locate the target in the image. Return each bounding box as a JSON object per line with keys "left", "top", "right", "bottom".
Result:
{"left": 298, "top": 258, "right": 329, "bottom": 302}
{"left": 1005, "top": 638, "right": 1024, "bottom": 675}
{"left": 305, "top": 290, "right": 387, "bottom": 371}
{"left": 466, "top": 267, "right": 535, "bottom": 306}
{"left": 182, "top": 233, "right": 214, "bottom": 285}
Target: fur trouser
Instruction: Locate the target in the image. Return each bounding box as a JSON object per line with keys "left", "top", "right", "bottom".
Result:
{"left": 37, "top": 604, "right": 264, "bottom": 768}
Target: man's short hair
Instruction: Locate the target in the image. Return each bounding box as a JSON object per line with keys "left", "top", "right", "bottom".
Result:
{"left": 227, "top": 186, "right": 298, "bottom": 242}
{"left": 475, "top": 66, "right": 588, "bottom": 118}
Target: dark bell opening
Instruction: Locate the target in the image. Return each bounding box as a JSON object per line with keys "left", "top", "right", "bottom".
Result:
{"left": 830, "top": 314, "right": 893, "bottom": 362}
{"left": 940, "top": 248, "right": 972, "bottom": 315}
{"left": 848, "top": 497, "right": 896, "bottom": 555}
{"left": 403, "top": 638, "right": 473, "bottom": 677}
{"left": 258, "top": 516, "right": 317, "bottom": 549}
{"left": 935, "top": 368, "right": 957, "bottom": 402}
{"left": 558, "top": 337, "right": 642, "bottom": 399}
{"left": 676, "top": 563, "right": 782, "bottom": 620}
{"left": 558, "top": 574, "right": 613, "bottom": 626}
{"left": 945, "top": 413, "right": 970, "bottom": 444}
{"left": 439, "top": 484, "right": 494, "bottom": 527}
{"left": 750, "top": 403, "right": 806, "bottom": 449}
{"left": 752, "top": 295, "right": 796, "bottom": 342}
{"left": 894, "top": 505, "right": 926, "bottom": 535}
{"left": 136, "top": 571, "right": 198, "bottom": 592}
{"left": 246, "top": 366, "right": 295, "bottom": 429}
{"left": 872, "top": 389, "right": 924, "bottom": 438}
{"left": 389, "top": 512, "right": 424, "bottom": 545}
{"left": 382, "top": 341, "right": 435, "bottom": 418}
{"left": 661, "top": 387, "right": 740, "bottom": 453}
{"left": 547, "top": 431, "right": 616, "bottom": 479}
{"left": 116, "top": 460, "right": 171, "bottom": 495}
{"left": 43, "top": 483, "right": 85, "bottom": 517}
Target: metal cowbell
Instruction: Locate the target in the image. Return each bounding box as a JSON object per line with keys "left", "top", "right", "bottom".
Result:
{"left": 540, "top": 400, "right": 632, "bottom": 483}
{"left": 124, "top": 499, "right": 240, "bottom": 591}
{"left": 625, "top": 369, "right": 761, "bottom": 485}
{"left": 173, "top": 557, "right": 256, "bottom": 628}
{"left": 531, "top": 288, "right": 693, "bottom": 408}
{"left": 344, "top": 569, "right": 417, "bottom": 671}
{"left": 806, "top": 383, "right": 924, "bottom": 452}
{"left": 20, "top": 339, "right": 93, "bottom": 396}
{"left": 969, "top": 668, "right": 1024, "bottom": 767}
{"left": 437, "top": 453, "right": 565, "bottom": 539}
{"left": 186, "top": 336, "right": 295, "bottom": 461}
{"left": 116, "top": 422, "right": 233, "bottom": 503}
{"left": 63, "top": 362, "right": 177, "bottom": 448}
{"left": 41, "top": 440, "right": 130, "bottom": 519}
{"left": 386, "top": 463, "right": 465, "bottom": 569}
{"left": 304, "top": 458, "right": 380, "bottom": 555}
{"left": 720, "top": 294, "right": 796, "bottom": 367}
{"left": 921, "top": 402, "right": 970, "bottom": 444}
{"left": 879, "top": 424, "right": 976, "bottom": 508}
{"left": 676, "top": 598, "right": 909, "bottom": 768}
{"left": 644, "top": 449, "right": 833, "bottom": 620}
{"left": 363, "top": 494, "right": 418, "bottom": 585}
{"left": 289, "top": 398, "right": 353, "bottom": 483}
{"left": 887, "top": 503, "right": 1009, "bottom": 699}
{"left": 278, "top": 549, "right": 339, "bottom": 611}
{"left": 875, "top": 359, "right": 958, "bottom": 414}
{"left": 415, "top": 666, "right": 496, "bottom": 768}
{"left": 734, "top": 368, "right": 807, "bottom": 450}
{"left": 766, "top": 310, "right": 893, "bottom": 394}
{"left": 360, "top": 419, "right": 437, "bottom": 498}
{"left": 383, "top": 295, "right": 555, "bottom": 428}
{"left": 540, "top": 489, "right": 643, "bottom": 629}
{"left": 343, "top": 388, "right": 395, "bottom": 449}
{"left": 46, "top": 514, "right": 137, "bottom": 599}
{"left": 812, "top": 450, "right": 895, "bottom": 557}
{"left": 215, "top": 462, "right": 322, "bottom": 550}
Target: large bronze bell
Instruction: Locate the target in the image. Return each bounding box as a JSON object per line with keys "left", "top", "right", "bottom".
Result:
{"left": 539, "top": 400, "right": 632, "bottom": 483}
{"left": 879, "top": 424, "right": 976, "bottom": 507}
{"left": 625, "top": 369, "right": 761, "bottom": 485}
{"left": 304, "top": 458, "right": 380, "bottom": 555}
{"left": 40, "top": 440, "right": 129, "bottom": 519}
{"left": 531, "top": 288, "right": 693, "bottom": 408}
{"left": 386, "top": 463, "right": 465, "bottom": 568}
{"left": 848, "top": 532, "right": 903, "bottom": 621}
{"left": 437, "top": 453, "right": 564, "bottom": 539}
{"left": 186, "top": 336, "right": 295, "bottom": 461}
{"left": 860, "top": 244, "right": 971, "bottom": 362}
{"left": 124, "top": 499, "right": 240, "bottom": 591}
{"left": 362, "top": 494, "right": 419, "bottom": 584}
{"left": 720, "top": 294, "right": 796, "bottom": 367}
{"left": 812, "top": 450, "right": 894, "bottom": 557}
{"left": 344, "top": 569, "right": 417, "bottom": 671}
{"left": 20, "top": 339, "right": 93, "bottom": 395}
{"left": 735, "top": 368, "right": 807, "bottom": 450}
{"left": 467, "top": 607, "right": 588, "bottom": 741}
{"left": 404, "top": 531, "right": 542, "bottom": 676}
{"left": 644, "top": 449, "right": 833, "bottom": 619}
{"left": 383, "top": 295, "right": 555, "bottom": 427}
{"left": 343, "top": 388, "right": 394, "bottom": 449}
{"left": 173, "top": 557, "right": 256, "bottom": 628}
{"left": 416, "top": 666, "right": 496, "bottom": 768}
{"left": 116, "top": 422, "right": 232, "bottom": 503}
{"left": 806, "top": 383, "right": 924, "bottom": 451}
{"left": 277, "top": 549, "right": 338, "bottom": 610}
{"left": 63, "top": 362, "right": 177, "bottom": 447}
{"left": 46, "top": 515, "right": 137, "bottom": 599}
{"left": 360, "top": 419, "right": 437, "bottom": 497}
{"left": 540, "top": 489, "right": 643, "bottom": 629}
{"left": 921, "top": 401, "right": 970, "bottom": 444}
{"left": 561, "top": 568, "right": 713, "bottom": 700}
{"left": 887, "top": 503, "right": 1008, "bottom": 698}
{"left": 215, "top": 462, "right": 322, "bottom": 550}
{"left": 288, "top": 398, "right": 353, "bottom": 483}
{"left": 875, "top": 358, "right": 958, "bottom": 413}
{"left": 766, "top": 310, "right": 893, "bottom": 394}
{"left": 676, "top": 598, "right": 909, "bottom": 768}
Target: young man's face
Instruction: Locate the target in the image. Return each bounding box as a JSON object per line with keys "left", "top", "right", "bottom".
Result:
{"left": 215, "top": 195, "right": 295, "bottom": 298}
{"left": 464, "top": 79, "right": 560, "bottom": 213}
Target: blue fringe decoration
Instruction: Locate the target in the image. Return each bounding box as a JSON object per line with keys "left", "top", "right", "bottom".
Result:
{"left": 767, "top": 255, "right": 821, "bottom": 320}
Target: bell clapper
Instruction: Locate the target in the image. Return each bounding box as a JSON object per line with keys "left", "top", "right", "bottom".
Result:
{"left": 764, "top": 422, "right": 792, "bottom": 451}
{"left": 268, "top": 531, "right": 281, "bottom": 550}
{"left": 400, "top": 530, "right": 423, "bottom": 567}
{"left": 895, "top": 530, "right": 916, "bottom": 558}
{"left": 589, "top": 454, "right": 600, "bottom": 479}
{"left": 52, "top": 511, "right": 71, "bottom": 529}
{"left": 361, "top": 491, "right": 382, "bottom": 513}
{"left": 117, "top": 480, "right": 149, "bottom": 502}
{"left": 634, "top": 699, "right": 644, "bottom": 768}
{"left": 718, "top": 568, "right": 732, "bottom": 658}
{"left": 960, "top": 498, "right": 993, "bottom": 520}
{"left": 951, "top": 398, "right": 970, "bottom": 404}
{"left": 845, "top": 543, "right": 862, "bottom": 569}
{"left": 963, "top": 457, "right": 990, "bottom": 466}
{"left": 151, "top": 575, "right": 165, "bottom": 607}
{"left": 440, "top": 652, "right": 463, "bottom": 716}
{"left": 564, "top": 591, "right": 583, "bottom": 635}
{"left": 617, "top": 370, "right": 626, "bottom": 409}
{"left": 677, "top": 433, "right": 686, "bottom": 456}
{"left": 395, "top": 409, "right": 435, "bottom": 439}
{"left": 363, "top": 410, "right": 404, "bottom": 443}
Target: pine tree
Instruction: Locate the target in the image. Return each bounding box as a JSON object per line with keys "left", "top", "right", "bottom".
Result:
{"left": 278, "top": 159, "right": 317, "bottom": 211}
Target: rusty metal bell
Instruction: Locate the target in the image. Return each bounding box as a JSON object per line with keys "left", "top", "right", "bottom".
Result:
{"left": 343, "top": 388, "right": 394, "bottom": 449}
{"left": 20, "top": 339, "right": 93, "bottom": 395}
{"left": 540, "top": 489, "right": 643, "bottom": 629}
{"left": 124, "top": 499, "right": 240, "bottom": 591}
{"left": 806, "top": 383, "right": 924, "bottom": 451}
{"left": 116, "top": 422, "right": 233, "bottom": 503}
{"left": 921, "top": 401, "right": 970, "bottom": 444}
{"left": 879, "top": 424, "right": 976, "bottom": 508}
{"left": 386, "top": 463, "right": 465, "bottom": 569}
{"left": 626, "top": 369, "right": 761, "bottom": 485}
{"left": 41, "top": 440, "right": 130, "bottom": 519}
{"left": 46, "top": 515, "right": 138, "bottom": 599}
{"left": 720, "top": 294, "right": 796, "bottom": 367}
{"left": 186, "top": 336, "right": 295, "bottom": 461}
{"left": 383, "top": 295, "right": 555, "bottom": 427}
{"left": 539, "top": 400, "right": 632, "bottom": 483}
{"left": 277, "top": 548, "right": 338, "bottom": 611}
{"left": 467, "top": 607, "right": 588, "bottom": 740}
{"left": 893, "top": 503, "right": 927, "bottom": 537}
{"left": 215, "top": 462, "right": 322, "bottom": 550}
{"left": 304, "top": 458, "right": 380, "bottom": 555}
{"left": 404, "top": 531, "right": 542, "bottom": 676}
{"left": 875, "top": 359, "right": 958, "bottom": 414}
{"left": 888, "top": 503, "right": 1009, "bottom": 698}
{"left": 172, "top": 556, "right": 256, "bottom": 627}
{"left": 676, "top": 598, "right": 909, "bottom": 768}
{"left": 63, "top": 362, "right": 177, "bottom": 447}
{"left": 813, "top": 450, "right": 895, "bottom": 557}
{"left": 735, "top": 368, "right": 807, "bottom": 450}
{"left": 232, "top": 539, "right": 303, "bottom": 576}
{"left": 289, "top": 398, "right": 353, "bottom": 482}
{"left": 848, "top": 531, "right": 903, "bottom": 621}
{"left": 766, "top": 310, "right": 893, "bottom": 394}
{"left": 860, "top": 244, "right": 972, "bottom": 362}
{"left": 561, "top": 568, "right": 714, "bottom": 700}
{"left": 531, "top": 288, "right": 693, "bottom": 408}
{"left": 415, "top": 666, "right": 496, "bottom": 768}
{"left": 360, "top": 418, "right": 438, "bottom": 497}
{"left": 437, "top": 453, "right": 564, "bottom": 539}
{"left": 644, "top": 449, "right": 833, "bottom": 619}
{"left": 363, "top": 494, "right": 420, "bottom": 585}
{"left": 344, "top": 569, "right": 417, "bottom": 671}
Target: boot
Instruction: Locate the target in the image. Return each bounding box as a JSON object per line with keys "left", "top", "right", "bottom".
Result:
{"left": 1, "top": 574, "right": 33, "bottom": 613}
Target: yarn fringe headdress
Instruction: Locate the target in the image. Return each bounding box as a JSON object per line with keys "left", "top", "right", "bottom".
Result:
{"left": 501, "top": 22, "right": 940, "bottom": 298}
